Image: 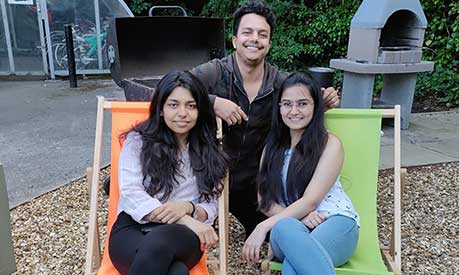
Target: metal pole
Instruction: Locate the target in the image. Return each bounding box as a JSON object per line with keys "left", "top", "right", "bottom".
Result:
{"left": 64, "top": 24, "right": 77, "bottom": 87}
{"left": 40, "top": 0, "right": 55, "bottom": 79}
{"left": 36, "top": 0, "right": 48, "bottom": 75}
{"left": 94, "top": 0, "right": 103, "bottom": 70}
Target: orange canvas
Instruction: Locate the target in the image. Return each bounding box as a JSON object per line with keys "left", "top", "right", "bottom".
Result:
{"left": 97, "top": 101, "right": 209, "bottom": 275}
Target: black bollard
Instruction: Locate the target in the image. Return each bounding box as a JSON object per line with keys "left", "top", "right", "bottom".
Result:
{"left": 64, "top": 24, "right": 77, "bottom": 88}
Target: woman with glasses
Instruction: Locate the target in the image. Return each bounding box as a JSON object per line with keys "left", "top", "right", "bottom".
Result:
{"left": 242, "top": 72, "right": 359, "bottom": 274}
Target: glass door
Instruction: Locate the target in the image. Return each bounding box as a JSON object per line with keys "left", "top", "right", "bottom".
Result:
{"left": 1, "top": 0, "right": 47, "bottom": 75}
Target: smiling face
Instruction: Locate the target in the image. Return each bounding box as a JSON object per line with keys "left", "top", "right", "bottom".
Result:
{"left": 162, "top": 86, "right": 198, "bottom": 143}
{"left": 232, "top": 13, "right": 271, "bottom": 66}
{"left": 279, "top": 84, "right": 315, "bottom": 135}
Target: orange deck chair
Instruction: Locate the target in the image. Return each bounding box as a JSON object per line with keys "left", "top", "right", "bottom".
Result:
{"left": 85, "top": 96, "right": 229, "bottom": 275}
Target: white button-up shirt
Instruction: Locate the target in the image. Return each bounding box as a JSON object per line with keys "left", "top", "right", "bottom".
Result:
{"left": 117, "top": 132, "right": 218, "bottom": 224}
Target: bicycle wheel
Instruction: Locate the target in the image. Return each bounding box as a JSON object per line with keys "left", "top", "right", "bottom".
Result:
{"left": 54, "top": 42, "right": 68, "bottom": 70}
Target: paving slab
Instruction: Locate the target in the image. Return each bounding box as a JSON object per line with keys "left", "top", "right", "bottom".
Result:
{"left": 0, "top": 80, "right": 124, "bottom": 208}
{"left": 379, "top": 143, "right": 458, "bottom": 170}
{"left": 421, "top": 138, "right": 459, "bottom": 159}
{"left": 1, "top": 79, "right": 458, "bottom": 207}
{"left": 380, "top": 110, "right": 459, "bottom": 169}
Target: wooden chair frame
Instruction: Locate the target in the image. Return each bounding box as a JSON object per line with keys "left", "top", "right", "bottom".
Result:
{"left": 84, "top": 96, "right": 229, "bottom": 275}
{"left": 261, "top": 107, "right": 404, "bottom": 275}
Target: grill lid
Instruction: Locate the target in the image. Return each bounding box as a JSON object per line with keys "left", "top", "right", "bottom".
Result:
{"left": 107, "top": 16, "right": 225, "bottom": 86}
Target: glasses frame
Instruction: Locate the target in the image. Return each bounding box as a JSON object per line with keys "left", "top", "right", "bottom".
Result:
{"left": 278, "top": 99, "right": 314, "bottom": 111}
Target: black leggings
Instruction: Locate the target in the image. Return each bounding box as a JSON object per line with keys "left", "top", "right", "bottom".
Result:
{"left": 109, "top": 212, "right": 203, "bottom": 275}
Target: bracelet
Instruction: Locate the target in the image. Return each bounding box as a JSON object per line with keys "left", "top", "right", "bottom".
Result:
{"left": 189, "top": 201, "right": 196, "bottom": 217}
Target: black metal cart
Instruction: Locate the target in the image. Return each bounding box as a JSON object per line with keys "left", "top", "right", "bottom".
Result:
{"left": 106, "top": 9, "right": 225, "bottom": 101}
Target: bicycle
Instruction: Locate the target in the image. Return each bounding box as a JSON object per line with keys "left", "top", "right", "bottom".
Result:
{"left": 51, "top": 26, "right": 107, "bottom": 70}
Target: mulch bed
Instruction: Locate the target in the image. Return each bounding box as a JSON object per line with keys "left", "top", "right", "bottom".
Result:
{"left": 10, "top": 162, "right": 459, "bottom": 274}
{"left": 411, "top": 95, "right": 453, "bottom": 113}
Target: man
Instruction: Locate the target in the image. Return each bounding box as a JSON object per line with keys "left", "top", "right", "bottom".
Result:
{"left": 191, "top": 0, "right": 339, "bottom": 236}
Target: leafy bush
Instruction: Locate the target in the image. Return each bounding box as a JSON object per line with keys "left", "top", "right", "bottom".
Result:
{"left": 416, "top": 67, "right": 459, "bottom": 105}
{"left": 124, "top": 0, "right": 206, "bottom": 16}
{"left": 418, "top": 0, "right": 459, "bottom": 106}
{"left": 127, "top": 0, "right": 459, "bottom": 106}
{"left": 421, "top": 0, "right": 459, "bottom": 69}
{"left": 202, "top": 0, "right": 359, "bottom": 71}
{"left": 128, "top": 0, "right": 151, "bottom": 15}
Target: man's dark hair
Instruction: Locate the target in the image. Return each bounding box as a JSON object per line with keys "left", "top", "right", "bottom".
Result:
{"left": 233, "top": 0, "right": 276, "bottom": 37}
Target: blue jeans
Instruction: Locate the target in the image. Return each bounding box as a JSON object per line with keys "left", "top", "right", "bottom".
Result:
{"left": 270, "top": 215, "right": 359, "bottom": 275}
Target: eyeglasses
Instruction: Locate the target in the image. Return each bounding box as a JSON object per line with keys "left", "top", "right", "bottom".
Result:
{"left": 279, "top": 100, "right": 313, "bottom": 111}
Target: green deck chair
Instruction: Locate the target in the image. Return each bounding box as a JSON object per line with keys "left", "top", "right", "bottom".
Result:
{"left": 261, "top": 108, "right": 402, "bottom": 275}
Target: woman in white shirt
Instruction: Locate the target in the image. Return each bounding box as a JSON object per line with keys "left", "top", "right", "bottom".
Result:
{"left": 242, "top": 72, "right": 359, "bottom": 274}
{"left": 109, "top": 71, "right": 228, "bottom": 275}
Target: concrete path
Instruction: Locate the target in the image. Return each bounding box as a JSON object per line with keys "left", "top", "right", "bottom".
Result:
{"left": 0, "top": 80, "right": 124, "bottom": 208}
{"left": 380, "top": 110, "right": 459, "bottom": 169}
{"left": 0, "top": 79, "right": 458, "bottom": 208}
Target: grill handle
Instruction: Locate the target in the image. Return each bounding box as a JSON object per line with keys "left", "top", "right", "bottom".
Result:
{"left": 148, "top": 6, "right": 188, "bottom": 17}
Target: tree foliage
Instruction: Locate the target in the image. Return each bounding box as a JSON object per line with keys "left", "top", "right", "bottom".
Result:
{"left": 127, "top": 0, "right": 459, "bottom": 105}
{"left": 202, "top": 0, "right": 359, "bottom": 71}
{"left": 128, "top": 0, "right": 151, "bottom": 15}
{"left": 417, "top": 0, "right": 459, "bottom": 105}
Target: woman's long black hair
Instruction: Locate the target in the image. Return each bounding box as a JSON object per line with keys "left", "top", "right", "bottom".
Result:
{"left": 124, "top": 71, "right": 228, "bottom": 202}
{"left": 258, "top": 72, "right": 328, "bottom": 211}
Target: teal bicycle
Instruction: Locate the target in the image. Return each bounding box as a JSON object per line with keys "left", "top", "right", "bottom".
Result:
{"left": 52, "top": 27, "right": 107, "bottom": 70}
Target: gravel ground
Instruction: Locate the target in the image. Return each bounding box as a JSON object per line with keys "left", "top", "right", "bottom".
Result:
{"left": 9, "top": 162, "right": 459, "bottom": 274}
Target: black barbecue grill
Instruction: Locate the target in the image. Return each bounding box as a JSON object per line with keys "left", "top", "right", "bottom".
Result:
{"left": 107, "top": 14, "right": 225, "bottom": 101}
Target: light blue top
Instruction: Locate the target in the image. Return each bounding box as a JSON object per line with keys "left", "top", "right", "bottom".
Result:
{"left": 281, "top": 149, "right": 360, "bottom": 226}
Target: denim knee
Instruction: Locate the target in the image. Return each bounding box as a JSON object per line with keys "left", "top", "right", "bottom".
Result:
{"left": 271, "top": 217, "right": 305, "bottom": 240}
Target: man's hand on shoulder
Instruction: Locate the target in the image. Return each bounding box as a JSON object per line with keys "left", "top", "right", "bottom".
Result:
{"left": 214, "top": 97, "right": 248, "bottom": 126}
{"left": 322, "top": 87, "right": 340, "bottom": 110}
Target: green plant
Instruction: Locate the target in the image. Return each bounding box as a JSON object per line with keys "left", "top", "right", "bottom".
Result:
{"left": 202, "top": 0, "right": 359, "bottom": 72}
{"left": 201, "top": 0, "right": 240, "bottom": 45}
{"left": 129, "top": 0, "right": 150, "bottom": 15}
{"left": 421, "top": 0, "right": 459, "bottom": 69}
{"left": 417, "top": 0, "right": 459, "bottom": 106}
{"left": 416, "top": 67, "right": 459, "bottom": 105}
{"left": 126, "top": 0, "right": 458, "bottom": 106}
{"left": 126, "top": 0, "right": 193, "bottom": 16}
{"left": 201, "top": 0, "right": 459, "bottom": 106}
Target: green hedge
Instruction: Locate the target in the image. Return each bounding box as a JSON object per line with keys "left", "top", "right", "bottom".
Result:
{"left": 127, "top": 0, "right": 459, "bottom": 106}
{"left": 417, "top": 0, "right": 459, "bottom": 105}
{"left": 201, "top": 0, "right": 360, "bottom": 71}
{"left": 202, "top": 0, "right": 458, "bottom": 106}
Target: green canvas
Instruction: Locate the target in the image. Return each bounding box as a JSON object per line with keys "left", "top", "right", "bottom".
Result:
{"left": 269, "top": 109, "right": 393, "bottom": 275}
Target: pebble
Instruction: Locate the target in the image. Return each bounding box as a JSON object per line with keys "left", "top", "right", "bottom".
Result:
{"left": 9, "top": 162, "right": 459, "bottom": 274}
